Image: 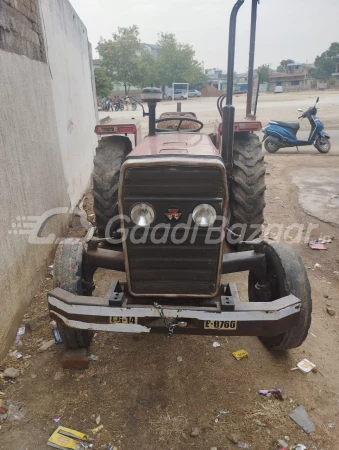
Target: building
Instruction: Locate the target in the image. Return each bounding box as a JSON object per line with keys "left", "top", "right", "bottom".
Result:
{"left": 143, "top": 43, "right": 161, "bottom": 57}
{"left": 93, "top": 57, "right": 102, "bottom": 69}
{"left": 332, "top": 63, "right": 339, "bottom": 86}
{"left": 268, "top": 63, "right": 311, "bottom": 92}
{"left": 205, "top": 68, "right": 227, "bottom": 91}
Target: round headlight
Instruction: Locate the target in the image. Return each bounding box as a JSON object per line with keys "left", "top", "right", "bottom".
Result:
{"left": 192, "top": 204, "right": 217, "bottom": 227}
{"left": 131, "top": 203, "right": 155, "bottom": 227}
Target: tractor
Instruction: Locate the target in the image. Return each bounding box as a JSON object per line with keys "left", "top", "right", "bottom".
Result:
{"left": 48, "top": 0, "right": 311, "bottom": 352}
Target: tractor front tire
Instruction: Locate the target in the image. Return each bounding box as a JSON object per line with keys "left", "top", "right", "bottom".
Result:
{"left": 92, "top": 136, "right": 132, "bottom": 237}
{"left": 248, "top": 243, "right": 312, "bottom": 350}
{"left": 53, "top": 238, "right": 94, "bottom": 349}
{"left": 228, "top": 133, "right": 266, "bottom": 243}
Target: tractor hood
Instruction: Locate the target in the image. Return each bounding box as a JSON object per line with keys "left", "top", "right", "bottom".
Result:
{"left": 128, "top": 133, "right": 220, "bottom": 157}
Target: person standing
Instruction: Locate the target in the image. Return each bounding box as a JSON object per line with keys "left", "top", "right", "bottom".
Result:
{"left": 124, "top": 96, "right": 130, "bottom": 111}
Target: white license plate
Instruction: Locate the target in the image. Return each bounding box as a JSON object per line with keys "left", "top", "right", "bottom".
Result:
{"left": 110, "top": 316, "right": 138, "bottom": 324}
{"left": 204, "top": 320, "right": 237, "bottom": 330}
{"left": 105, "top": 126, "right": 117, "bottom": 133}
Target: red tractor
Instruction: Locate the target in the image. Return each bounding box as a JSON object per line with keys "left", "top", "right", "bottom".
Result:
{"left": 49, "top": 0, "right": 311, "bottom": 352}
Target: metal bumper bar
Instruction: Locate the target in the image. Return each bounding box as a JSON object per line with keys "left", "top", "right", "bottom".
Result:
{"left": 48, "top": 285, "right": 301, "bottom": 337}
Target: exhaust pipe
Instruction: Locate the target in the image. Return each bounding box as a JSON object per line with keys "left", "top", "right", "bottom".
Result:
{"left": 222, "top": 0, "right": 245, "bottom": 173}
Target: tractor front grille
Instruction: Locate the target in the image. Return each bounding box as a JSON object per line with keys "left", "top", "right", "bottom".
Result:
{"left": 121, "top": 161, "right": 227, "bottom": 297}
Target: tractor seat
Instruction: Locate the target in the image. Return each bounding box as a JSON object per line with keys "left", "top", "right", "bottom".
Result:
{"left": 271, "top": 121, "right": 300, "bottom": 130}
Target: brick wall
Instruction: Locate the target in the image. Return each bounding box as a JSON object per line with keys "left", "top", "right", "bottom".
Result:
{"left": 0, "top": 0, "right": 45, "bottom": 61}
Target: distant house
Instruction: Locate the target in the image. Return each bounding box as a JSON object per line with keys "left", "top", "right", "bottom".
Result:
{"left": 93, "top": 57, "right": 102, "bottom": 70}
{"left": 268, "top": 63, "right": 311, "bottom": 92}
{"left": 143, "top": 43, "right": 161, "bottom": 57}
{"left": 205, "top": 68, "right": 227, "bottom": 91}
{"left": 332, "top": 63, "right": 339, "bottom": 86}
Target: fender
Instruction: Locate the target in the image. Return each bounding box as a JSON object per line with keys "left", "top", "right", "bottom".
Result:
{"left": 319, "top": 130, "right": 330, "bottom": 139}
{"left": 263, "top": 134, "right": 279, "bottom": 143}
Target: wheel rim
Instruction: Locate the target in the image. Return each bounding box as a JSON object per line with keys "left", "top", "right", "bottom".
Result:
{"left": 266, "top": 141, "right": 278, "bottom": 152}
{"left": 318, "top": 137, "right": 329, "bottom": 151}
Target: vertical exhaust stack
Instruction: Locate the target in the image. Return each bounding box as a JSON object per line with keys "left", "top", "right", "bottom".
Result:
{"left": 222, "top": 0, "right": 245, "bottom": 173}
{"left": 246, "top": 0, "right": 259, "bottom": 118}
{"left": 141, "top": 87, "right": 163, "bottom": 136}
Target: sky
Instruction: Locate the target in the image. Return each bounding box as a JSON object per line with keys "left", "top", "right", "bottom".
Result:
{"left": 69, "top": 0, "right": 339, "bottom": 73}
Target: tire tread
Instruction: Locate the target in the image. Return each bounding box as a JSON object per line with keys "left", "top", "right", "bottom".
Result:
{"left": 229, "top": 134, "right": 266, "bottom": 240}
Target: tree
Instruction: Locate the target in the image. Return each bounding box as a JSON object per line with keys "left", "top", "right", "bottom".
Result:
{"left": 309, "top": 42, "right": 339, "bottom": 79}
{"left": 97, "top": 25, "right": 152, "bottom": 95}
{"left": 277, "top": 59, "right": 295, "bottom": 73}
{"left": 256, "top": 64, "right": 270, "bottom": 83}
{"left": 154, "top": 33, "right": 207, "bottom": 90}
{"left": 94, "top": 68, "right": 112, "bottom": 97}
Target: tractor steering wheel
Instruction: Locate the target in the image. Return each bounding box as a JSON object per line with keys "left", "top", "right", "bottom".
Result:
{"left": 155, "top": 117, "right": 204, "bottom": 133}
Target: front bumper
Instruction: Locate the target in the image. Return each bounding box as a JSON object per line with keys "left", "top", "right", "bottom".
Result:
{"left": 48, "top": 282, "right": 301, "bottom": 336}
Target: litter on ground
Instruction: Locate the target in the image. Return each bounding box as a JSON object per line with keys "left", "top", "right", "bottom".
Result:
{"left": 15, "top": 327, "right": 25, "bottom": 344}
{"left": 237, "top": 441, "right": 251, "bottom": 449}
{"left": 47, "top": 426, "right": 93, "bottom": 449}
{"left": 309, "top": 240, "right": 327, "bottom": 250}
{"left": 232, "top": 350, "right": 248, "bottom": 360}
{"left": 289, "top": 405, "right": 314, "bottom": 434}
{"left": 258, "top": 388, "right": 284, "bottom": 400}
{"left": 91, "top": 424, "right": 104, "bottom": 434}
{"left": 296, "top": 359, "right": 316, "bottom": 373}
{"left": 52, "top": 327, "right": 63, "bottom": 344}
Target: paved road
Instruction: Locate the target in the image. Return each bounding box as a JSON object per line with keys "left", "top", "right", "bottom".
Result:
{"left": 99, "top": 92, "right": 339, "bottom": 154}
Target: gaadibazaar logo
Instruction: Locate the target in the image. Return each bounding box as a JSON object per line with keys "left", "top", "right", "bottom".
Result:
{"left": 7, "top": 207, "right": 324, "bottom": 246}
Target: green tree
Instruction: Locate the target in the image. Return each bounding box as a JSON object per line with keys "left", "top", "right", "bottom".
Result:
{"left": 277, "top": 59, "right": 295, "bottom": 73}
{"left": 309, "top": 42, "right": 339, "bottom": 79}
{"left": 97, "top": 25, "right": 152, "bottom": 95}
{"left": 154, "top": 33, "right": 207, "bottom": 90}
{"left": 94, "top": 68, "right": 112, "bottom": 97}
{"left": 256, "top": 64, "right": 270, "bottom": 83}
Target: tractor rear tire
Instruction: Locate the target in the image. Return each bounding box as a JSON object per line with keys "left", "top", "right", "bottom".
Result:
{"left": 92, "top": 136, "right": 132, "bottom": 237}
{"left": 248, "top": 243, "right": 312, "bottom": 350}
{"left": 228, "top": 133, "right": 266, "bottom": 243}
{"left": 53, "top": 238, "right": 94, "bottom": 349}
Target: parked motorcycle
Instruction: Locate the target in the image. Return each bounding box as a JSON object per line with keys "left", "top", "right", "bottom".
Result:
{"left": 131, "top": 100, "right": 137, "bottom": 111}
{"left": 104, "top": 100, "right": 112, "bottom": 111}
{"left": 114, "top": 100, "right": 124, "bottom": 111}
{"left": 262, "top": 97, "right": 331, "bottom": 154}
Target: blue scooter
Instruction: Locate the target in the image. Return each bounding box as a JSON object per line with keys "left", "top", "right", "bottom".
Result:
{"left": 262, "top": 97, "right": 331, "bottom": 154}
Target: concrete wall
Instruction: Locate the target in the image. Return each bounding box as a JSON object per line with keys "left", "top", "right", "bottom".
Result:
{"left": 0, "top": 0, "right": 97, "bottom": 357}
{"left": 40, "top": 0, "right": 98, "bottom": 207}
{"left": 268, "top": 79, "right": 311, "bottom": 92}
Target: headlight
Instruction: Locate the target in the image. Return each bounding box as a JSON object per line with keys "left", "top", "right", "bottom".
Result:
{"left": 131, "top": 203, "right": 155, "bottom": 227}
{"left": 192, "top": 204, "right": 217, "bottom": 227}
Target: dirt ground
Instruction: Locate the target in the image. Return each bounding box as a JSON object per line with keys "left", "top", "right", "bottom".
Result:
{"left": 1, "top": 95, "right": 339, "bottom": 450}
{"left": 100, "top": 90, "right": 339, "bottom": 137}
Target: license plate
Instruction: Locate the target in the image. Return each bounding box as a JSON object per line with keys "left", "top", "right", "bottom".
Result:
{"left": 110, "top": 316, "right": 138, "bottom": 324}
{"left": 204, "top": 320, "right": 237, "bottom": 330}
{"left": 105, "top": 126, "right": 117, "bottom": 133}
